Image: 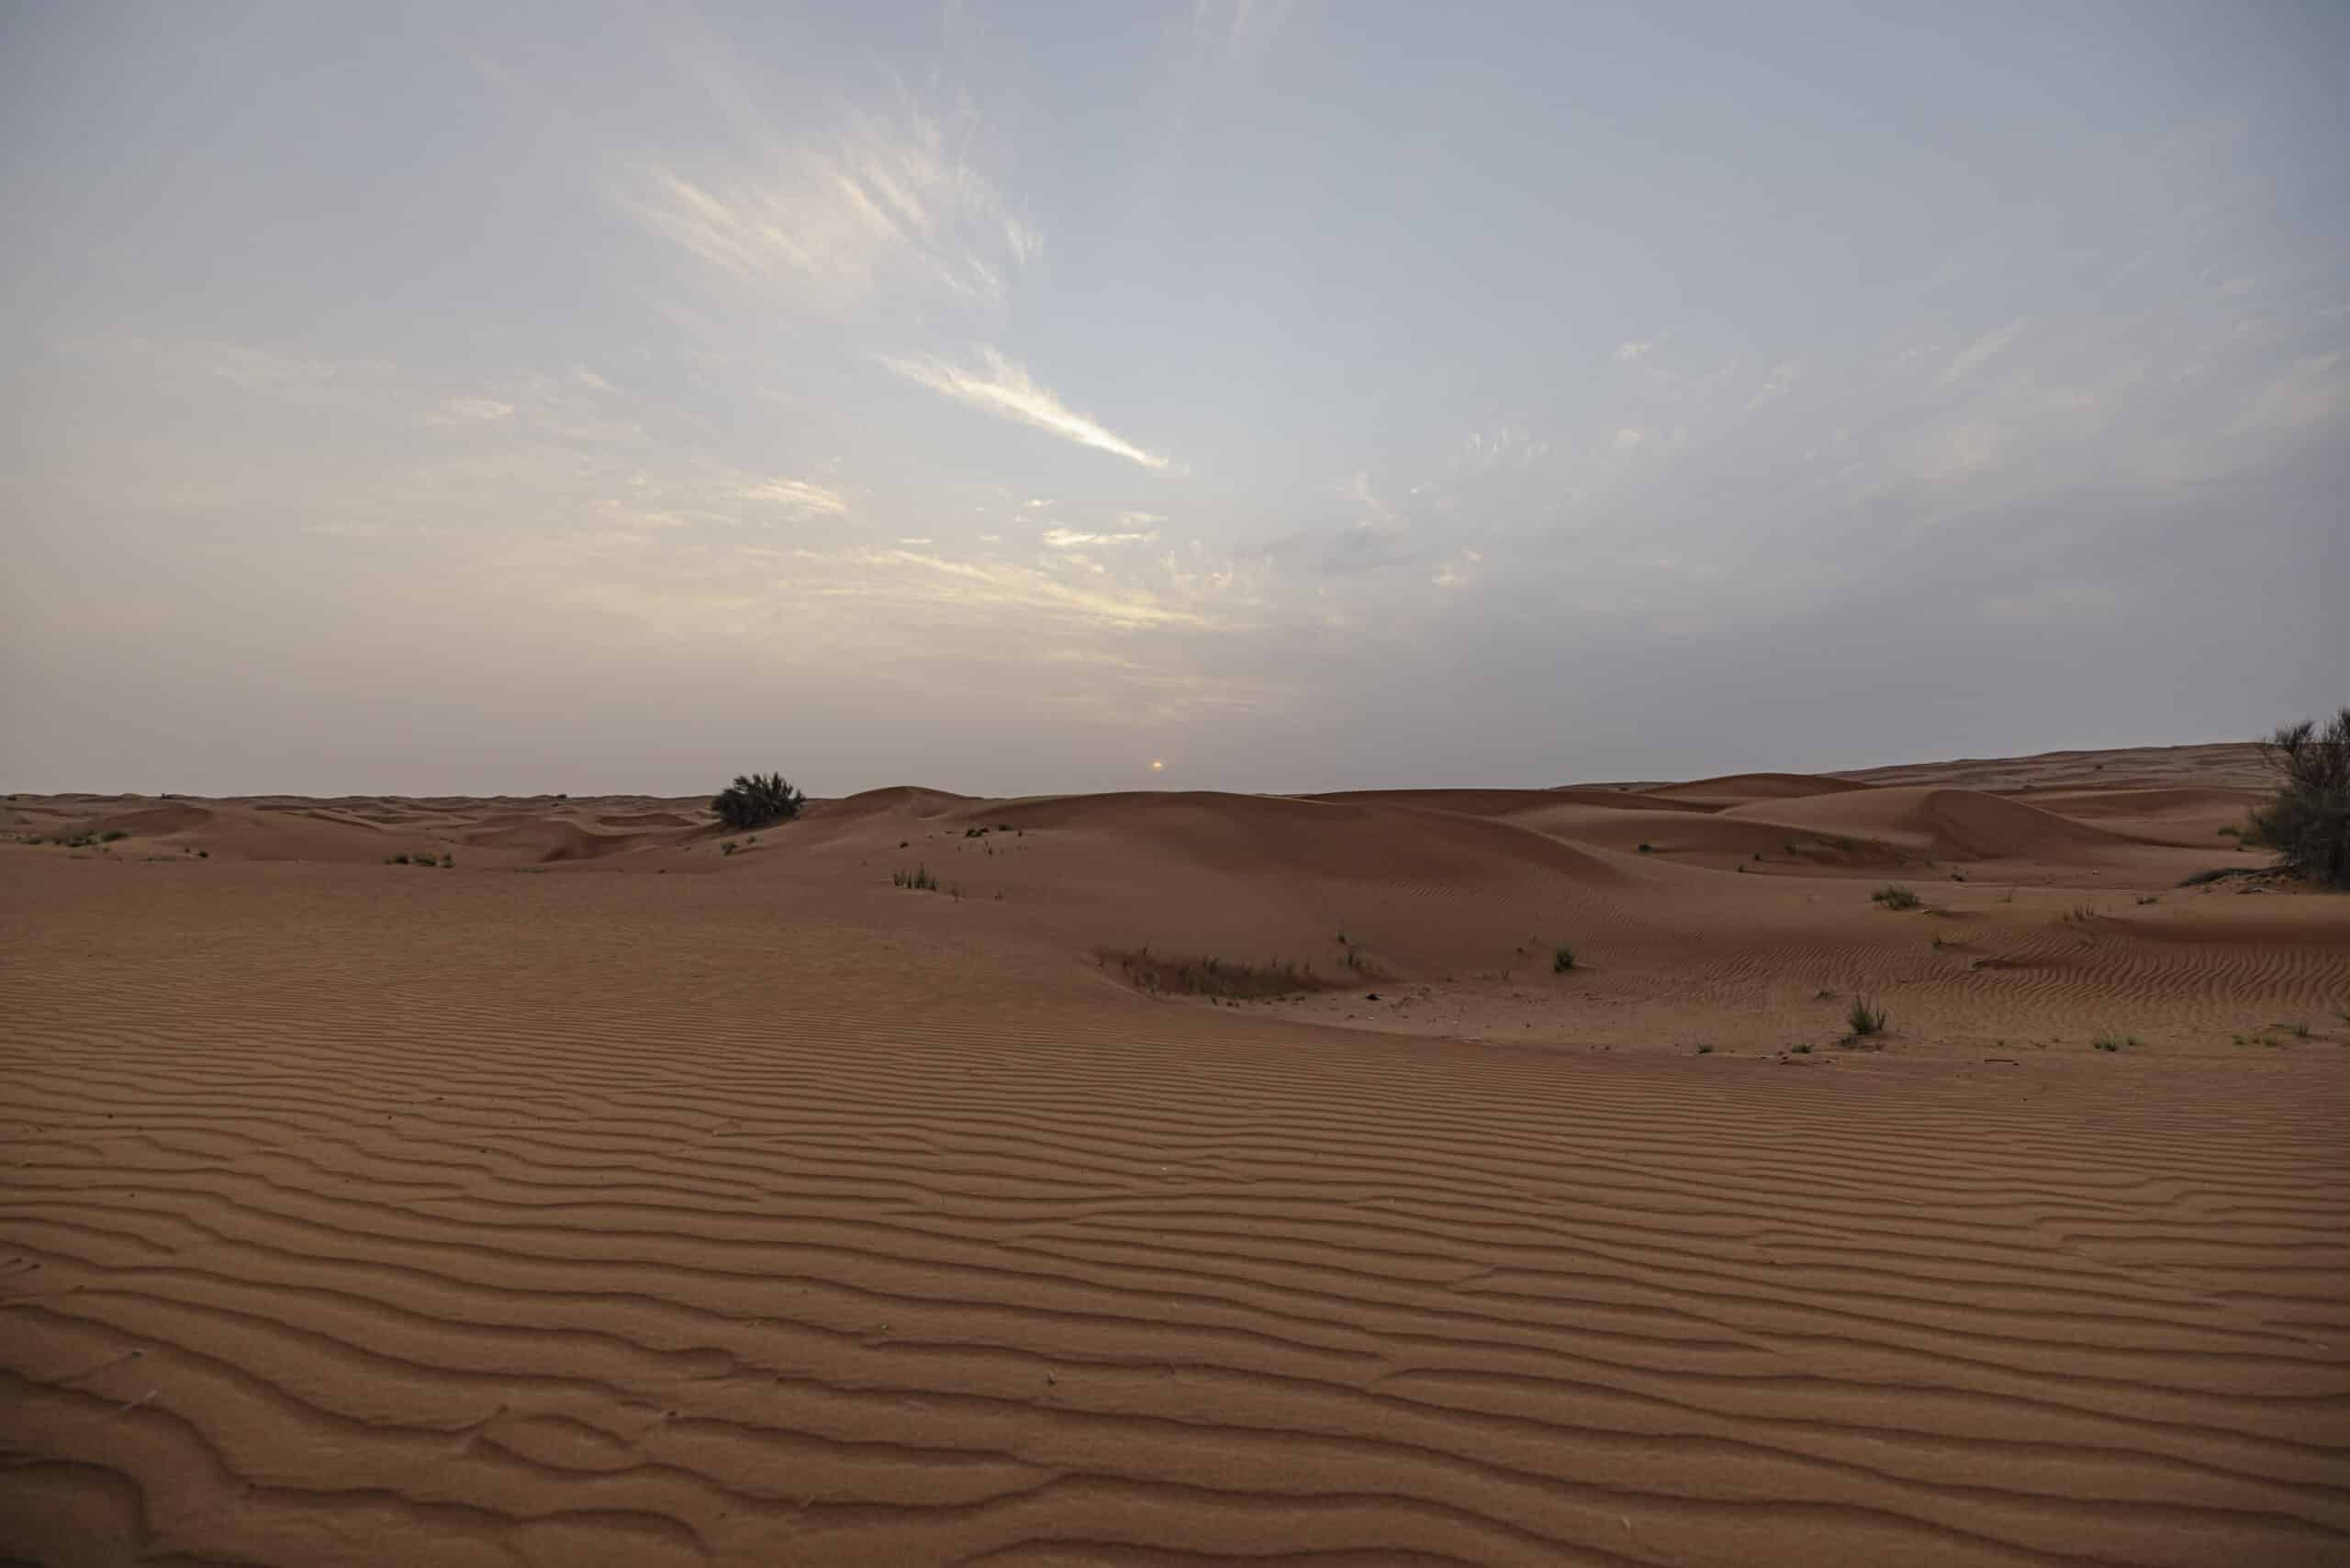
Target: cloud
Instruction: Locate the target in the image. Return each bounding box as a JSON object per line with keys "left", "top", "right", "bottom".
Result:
{"left": 897, "top": 536, "right": 933, "bottom": 545}
{"left": 2228, "top": 352, "right": 2345, "bottom": 439}
{"left": 882, "top": 349, "right": 1169, "bottom": 469}
{"left": 1612, "top": 341, "right": 1652, "bottom": 364}
{"left": 856, "top": 548, "right": 1207, "bottom": 628}
{"left": 1940, "top": 319, "right": 2026, "bottom": 386}
{"left": 573, "top": 366, "right": 615, "bottom": 393}
{"left": 739, "top": 477, "right": 850, "bottom": 516}
{"left": 1744, "top": 360, "right": 1799, "bottom": 411}
{"left": 1117, "top": 510, "right": 1168, "bottom": 526}
{"left": 1431, "top": 548, "right": 1483, "bottom": 588}
{"left": 1612, "top": 427, "right": 1645, "bottom": 450}
{"left": 1043, "top": 528, "right": 1158, "bottom": 548}
{"left": 625, "top": 96, "right": 1036, "bottom": 320}
{"left": 442, "top": 397, "right": 515, "bottom": 422}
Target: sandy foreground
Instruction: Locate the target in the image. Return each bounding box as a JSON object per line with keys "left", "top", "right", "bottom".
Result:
{"left": 3, "top": 745, "right": 2346, "bottom": 1566}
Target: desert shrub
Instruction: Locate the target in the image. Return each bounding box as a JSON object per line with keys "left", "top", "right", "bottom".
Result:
{"left": 1636, "top": 842, "right": 1654, "bottom": 854}
{"left": 1845, "top": 997, "right": 1887, "bottom": 1037}
{"left": 891, "top": 865, "right": 939, "bottom": 890}
{"left": 2092, "top": 1034, "right": 2133, "bottom": 1052}
{"left": 387, "top": 853, "right": 408, "bottom": 865}
{"left": 1871, "top": 884, "right": 1921, "bottom": 910}
{"left": 1101, "top": 948, "right": 1348, "bottom": 1000}
{"left": 1552, "top": 944, "right": 1575, "bottom": 973}
{"left": 98, "top": 830, "right": 127, "bottom": 843}
{"left": 2246, "top": 708, "right": 2350, "bottom": 886}
{"left": 1695, "top": 1045, "right": 1713, "bottom": 1055}
{"left": 439, "top": 852, "right": 453, "bottom": 868}
{"left": 712, "top": 771, "right": 806, "bottom": 832}
{"left": 720, "top": 840, "right": 738, "bottom": 857}
{"left": 2177, "top": 867, "right": 2238, "bottom": 887}
{"left": 1790, "top": 1043, "right": 1812, "bottom": 1054}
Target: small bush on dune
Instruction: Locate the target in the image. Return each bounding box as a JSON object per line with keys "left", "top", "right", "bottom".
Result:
{"left": 1552, "top": 944, "right": 1575, "bottom": 973}
{"left": 1845, "top": 998, "right": 1887, "bottom": 1038}
{"left": 1871, "top": 884, "right": 1921, "bottom": 910}
{"left": 712, "top": 771, "right": 806, "bottom": 832}
{"left": 2246, "top": 708, "right": 2350, "bottom": 887}
{"left": 1101, "top": 947, "right": 1351, "bottom": 1001}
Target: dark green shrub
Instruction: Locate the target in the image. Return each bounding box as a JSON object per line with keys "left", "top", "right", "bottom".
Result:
{"left": 1871, "top": 884, "right": 1921, "bottom": 910}
{"left": 1552, "top": 945, "right": 1575, "bottom": 973}
{"left": 1846, "top": 998, "right": 1887, "bottom": 1037}
{"left": 2246, "top": 708, "right": 2350, "bottom": 886}
{"left": 712, "top": 771, "right": 806, "bottom": 832}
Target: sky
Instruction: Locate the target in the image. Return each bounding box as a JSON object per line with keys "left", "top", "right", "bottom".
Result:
{"left": 4, "top": 1, "right": 2345, "bottom": 797}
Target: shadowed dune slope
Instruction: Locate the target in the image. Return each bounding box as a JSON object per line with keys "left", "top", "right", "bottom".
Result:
{"left": 1646, "top": 772, "right": 1879, "bottom": 805}
{"left": 1303, "top": 788, "right": 1717, "bottom": 816}
{"left": 1723, "top": 785, "right": 2149, "bottom": 862}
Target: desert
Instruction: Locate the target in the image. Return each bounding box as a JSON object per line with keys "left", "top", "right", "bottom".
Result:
{"left": 10, "top": 5, "right": 2349, "bottom": 1562}
{"left": 4, "top": 742, "right": 2346, "bottom": 1565}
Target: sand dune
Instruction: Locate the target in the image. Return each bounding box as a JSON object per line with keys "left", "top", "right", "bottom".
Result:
{"left": 4, "top": 745, "right": 2347, "bottom": 1565}
{"left": 1645, "top": 771, "right": 1880, "bottom": 805}
{"left": 1722, "top": 785, "right": 2149, "bottom": 862}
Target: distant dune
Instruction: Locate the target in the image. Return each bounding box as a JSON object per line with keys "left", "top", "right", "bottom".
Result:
{"left": 4, "top": 741, "right": 2347, "bottom": 1566}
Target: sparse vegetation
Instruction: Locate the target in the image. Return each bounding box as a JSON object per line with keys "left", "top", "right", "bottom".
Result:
{"left": 439, "top": 852, "right": 453, "bottom": 869}
{"left": 2135, "top": 894, "right": 2159, "bottom": 905}
{"left": 2178, "top": 867, "right": 2242, "bottom": 887}
{"left": 1552, "top": 944, "right": 1575, "bottom": 973}
{"left": 1789, "top": 1043, "right": 1813, "bottom": 1054}
{"left": 1844, "top": 997, "right": 1887, "bottom": 1039}
{"left": 1101, "top": 948, "right": 1348, "bottom": 1001}
{"left": 720, "top": 839, "right": 739, "bottom": 857}
{"left": 2245, "top": 708, "right": 2350, "bottom": 887}
{"left": 386, "top": 853, "right": 408, "bottom": 865}
{"left": 2093, "top": 1034, "right": 2133, "bottom": 1052}
{"left": 711, "top": 771, "right": 806, "bottom": 832}
{"left": 98, "top": 830, "right": 127, "bottom": 843}
{"left": 1871, "top": 884, "right": 1921, "bottom": 910}
{"left": 1695, "top": 1045, "right": 1713, "bottom": 1055}
{"left": 1636, "top": 842, "right": 1654, "bottom": 854}
{"left": 2288, "top": 1020, "right": 2312, "bottom": 1039}
{"left": 891, "top": 865, "right": 940, "bottom": 891}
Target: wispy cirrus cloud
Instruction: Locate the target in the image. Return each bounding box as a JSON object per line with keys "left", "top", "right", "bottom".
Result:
{"left": 1043, "top": 527, "right": 1158, "bottom": 548}
{"left": 739, "top": 477, "right": 850, "bottom": 517}
{"left": 881, "top": 349, "right": 1169, "bottom": 470}
{"left": 1941, "top": 319, "right": 2026, "bottom": 386}
{"left": 625, "top": 96, "right": 1037, "bottom": 321}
